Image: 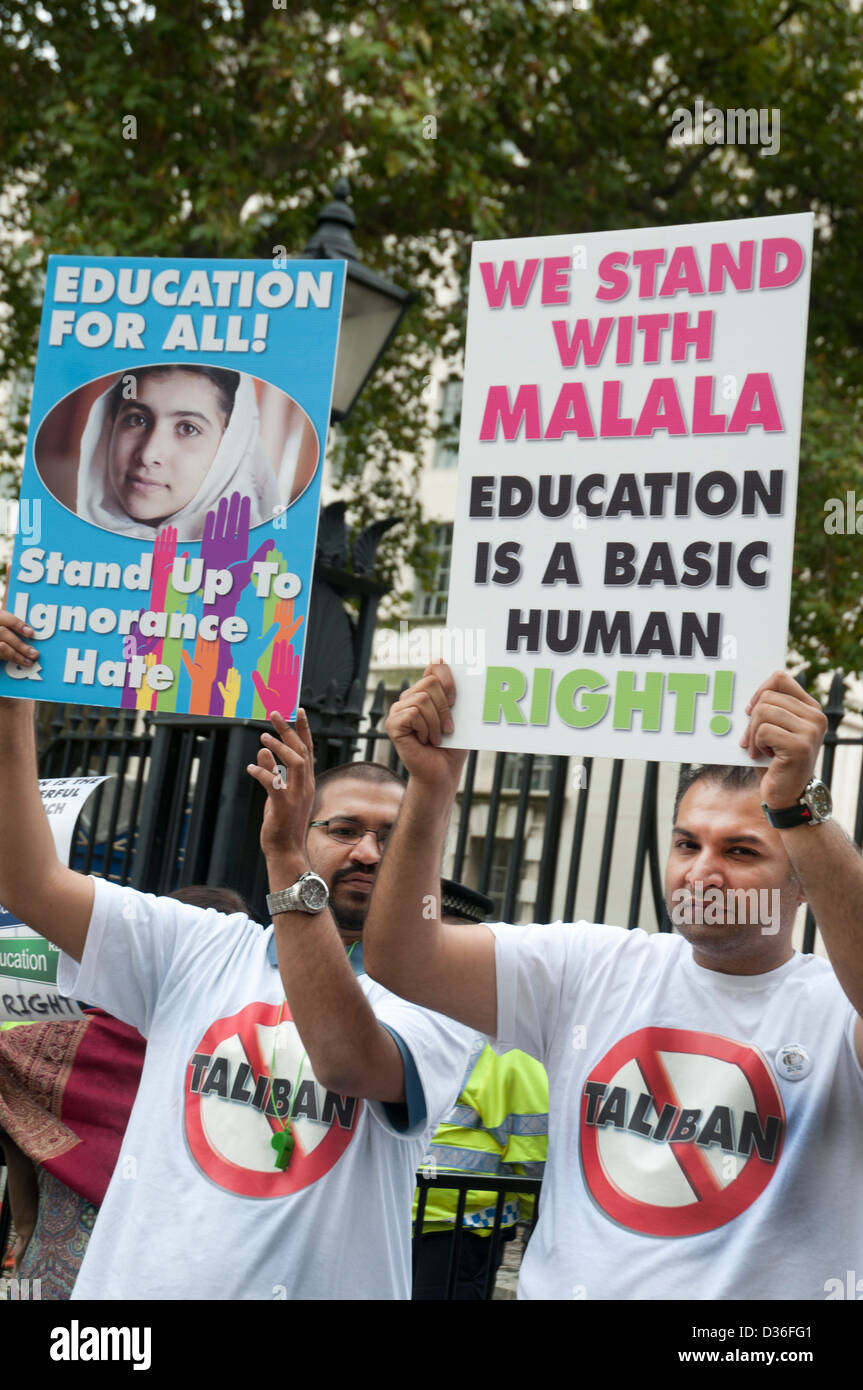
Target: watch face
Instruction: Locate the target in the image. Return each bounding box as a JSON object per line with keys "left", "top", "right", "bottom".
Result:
{"left": 300, "top": 876, "right": 328, "bottom": 911}
{"left": 804, "top": 781, "right": 832, "bottom": 820}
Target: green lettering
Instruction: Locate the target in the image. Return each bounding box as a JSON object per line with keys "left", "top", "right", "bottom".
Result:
{"left": 482, "top": 666, "right": 527, "bottom": 724}
{"left": 667, "top": 673, "right": 708, "bottom": 732}
{"left": 555, "top": 669, "right": 609, "bottom": 728}
{"left": 613, "top": 671, "right": 664, "bottom": 731}
{"left": 529, "top": 667, "right": 552, "bottom": 725}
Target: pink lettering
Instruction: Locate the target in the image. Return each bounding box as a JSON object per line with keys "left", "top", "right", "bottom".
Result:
{"left": 478, "top": 258, "right": 540, "bottom": 308}
{"left": 633, "top": 378, "right": 687, "bottom": 436}
{"left": 728, "top": 373, "right": 783, "bottom": 432}
{"left": 479, "top": 385, "right": 542, "bottom": 441}
{"left": 543, "top": 383, "right": 596, "bottom": 440}
{"left": 552, "top": 317, "right": 613, "bottom": 368}
{"left": 541, "top": 257, "right": 571, "bottom": 305}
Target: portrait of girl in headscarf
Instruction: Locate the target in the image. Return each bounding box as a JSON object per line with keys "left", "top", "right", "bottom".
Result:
{"left": 73, "top": 364, "right": 283, "bottom": 541}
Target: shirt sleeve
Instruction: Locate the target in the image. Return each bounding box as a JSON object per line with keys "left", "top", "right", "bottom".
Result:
{"left": 56, "top": 876, "right": 252, "bottom": 1037}
{"left": 489, "top": 920, "right": 605, "bottom": 1063}
{"left": 364, "top": 988, "right": 474, "bottom": 1141}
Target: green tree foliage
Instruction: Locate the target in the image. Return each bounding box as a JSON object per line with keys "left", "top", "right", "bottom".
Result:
{"left": 0, "top": 0, "right": 861, "bottom": 671}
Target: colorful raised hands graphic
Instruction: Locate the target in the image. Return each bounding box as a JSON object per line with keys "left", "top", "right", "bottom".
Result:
{"left": 217, "top": 667, "right": 242, "bottom": 718}
{"left": 151, "top": 525, "right": 178, "bottom": 611}
{"left": 252, "top": 639, "right": 301, "bottom": 721}
{"left": 274, "top": 597, "right": 304, "bottom": 646}
{"left": 181, "top": 635, "right": 222, "bottom": 715}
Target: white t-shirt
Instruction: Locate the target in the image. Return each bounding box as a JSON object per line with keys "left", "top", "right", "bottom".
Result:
{"left": 490, "top": 920, "right": 863, "bottom": 1301}
{"left": 58, "top": 877, "right": 472, "bottom": 1301}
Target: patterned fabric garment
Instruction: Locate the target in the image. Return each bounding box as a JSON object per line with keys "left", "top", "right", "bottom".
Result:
{"left": 16, "top": 1167, "right": 98, "bottom": 1300}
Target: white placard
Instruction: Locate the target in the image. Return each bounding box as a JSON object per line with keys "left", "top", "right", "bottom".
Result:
{"left": 0, "top": 776, "right": 109, "bottom": 1023}
{"left": 445, "top": 214, "right": 813, "bottom": 762}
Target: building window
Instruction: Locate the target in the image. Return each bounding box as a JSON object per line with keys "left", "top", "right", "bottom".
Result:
{"left": 487, "top": 839, "right": 512, "bottom": 917}
{"left": 410, "top": 522, "right": 452, "bottom": 618}
{"left": 433, "top": 380, "right": 463, "bottom": 469}
{"left": 501, "top": 752, "right": 555, "bottom": 793}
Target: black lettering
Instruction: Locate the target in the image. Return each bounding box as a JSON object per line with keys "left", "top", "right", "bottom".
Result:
{"left": 506, "top": 609, "right": 542, "bottom": 653}
{"left": 269, "top": 1077, "right": 292, "bottom": 1118}
{"left": 694, "top": 470, "right": 737, "bottom": 516}
{"left": 321, "top": 1091, "right": 359, "bottom": 1128}
{"left": 627, "top": 1091, "right": 654, "bottom": 1137}
{"left": 606, "top": 473, "right": 645, "bottom": 518}
{"left": 669, "top": 1107, "right": 701, "bottom": 1143}
{"left": 492, "top": 542, "right": 522, "bottom": 584}
{"left": 200, "top": 1056, "right": 229, "bottom": 1098}
{"left": 681, "top": 542, "right": 714, "bottom": 587}
{"left": 499, "top": 476, "right": 533, "bottom": 518}
{"left": 642, "top": 473, "right": 674, "bottom": 516}
{"left": 1, "top": 995, "right": 22, "bottom": 1016}
{"left": 546, "top": 611, "right": 581, "bottom": 653}
{"left": 679, "top": 612, "right": 720, "bottom": 658}
{"left": 583, "top": 610, "right": 632, "bottom": 655}
{"left": 541, "top": 542, "right": 580, "bottom": 586}
{"left": 698, "top": 1105, "right": 735, "bottom": 1152}
{"left": 474, "top": 542, "right": 490, "bottom": 583}
{"left": 538, "top": 474, "right": 572, "bottom": 518}
{"left": 637, "top": 542, "right": 677, "bottom": 587}
{"left": 292, "top": 1080, "right": 319, "bottom": 1121}
{"left": 738, "top": 541, "right": 769, "bottom": 588}
{"left": 741, "top": 469, "right": 783, "bottom": 517}
{"left": 469, "top": 476, "right": 495, "bottom": 518}
{"left": 575, "top": 473, "right": 606, "bottom": 518}
{"left": 604, "top": 543, "right": 636, "bottom": 586}
{"left": 738, "top": 1110, "right": 781, "bottom": 1163}
{"left": 189, "top": 1052, "right": 211, "bottom": 1092}
{"left": 583, "top": 1081, "right": 607, "bottom": 1125}
{"left": 596, "top": 1085, "right": 628, "bottom": 1129}
{"left": 251, "top": 1074, "right": 271, "bottom": 1111}
{"left": 230, "top": 1061, "right": 254, "bottom": 1103}
{"left": 634, "top": 612, "right": 673, "bottom": 657}
{"left": 652, "top": 1103, "right": 677, "bottom": 1143}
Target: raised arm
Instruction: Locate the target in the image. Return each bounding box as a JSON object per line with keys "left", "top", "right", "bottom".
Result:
{"left": 363, "top": 662, "right": 498, "bottom": 1036}
{"left": 247, "top": 707, "right": 406, "bottom": 1102}
{"left": 0, "top": 613, "right": 94, "bottom": 960}
{"left": 744, "top": 670, "right": 863, "bottom": 1062}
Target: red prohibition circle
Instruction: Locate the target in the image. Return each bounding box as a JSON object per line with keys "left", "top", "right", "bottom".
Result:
{"left": 185, "top": 1000, "right": 360, "bottom": 1198}
{"left": 580, "top": 1027, "right": 785, "bottom": 1238}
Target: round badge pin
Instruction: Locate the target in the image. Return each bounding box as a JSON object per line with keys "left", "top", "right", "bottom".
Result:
{"left": 774, "top": 1043, "right": 812, "bottom": 1081}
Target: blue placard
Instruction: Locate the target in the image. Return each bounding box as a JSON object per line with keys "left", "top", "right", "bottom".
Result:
{"left": 0, "top": 255, "right": 345, "bottom": 719}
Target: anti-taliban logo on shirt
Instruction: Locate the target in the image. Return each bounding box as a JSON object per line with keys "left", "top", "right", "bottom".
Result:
{"left": 185, "top": 1001, "right": 360, "bottom": 1197}
{"left": 580, "top": 1027, "right": 786, "bottom": 1237}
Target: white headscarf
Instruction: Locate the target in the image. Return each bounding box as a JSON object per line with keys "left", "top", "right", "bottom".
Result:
{"left": 75, "top": 369, "right": 282, "bottom": 540}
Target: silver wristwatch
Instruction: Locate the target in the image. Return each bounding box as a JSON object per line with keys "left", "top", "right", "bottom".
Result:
{"left": 267, "top": 871, "right": 329, "bottom": 916}
{"left": 761, "top": 777, "right": 832, "bottom": 829}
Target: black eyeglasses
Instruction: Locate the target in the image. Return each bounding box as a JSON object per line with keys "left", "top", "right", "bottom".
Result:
{"left": 309, "top": 818, "right": 392, "bottom": 850}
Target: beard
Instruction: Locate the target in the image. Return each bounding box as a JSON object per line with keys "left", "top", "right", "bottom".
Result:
{"left": 328, "top": 869, "right": 376, "bottom": 934}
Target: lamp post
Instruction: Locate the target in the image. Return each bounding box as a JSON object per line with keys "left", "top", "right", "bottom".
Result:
{"left": 130, "top": 181, "right": 414, "bottom": 909}
{"left": 302, "top": 178, "right": 417, "bottom": 422}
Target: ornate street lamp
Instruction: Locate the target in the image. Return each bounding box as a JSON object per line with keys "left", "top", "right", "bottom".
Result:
{"left": 302, "top": 178, "right": 417, "bottom": 421}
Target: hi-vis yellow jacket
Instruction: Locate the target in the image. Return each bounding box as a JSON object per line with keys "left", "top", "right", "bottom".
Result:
{"left": 413, "top": 1038, "right": 548, "bottom": 1235}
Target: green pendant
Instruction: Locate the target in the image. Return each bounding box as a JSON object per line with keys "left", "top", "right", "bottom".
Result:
{"left": 271, "top": 1127, "right": 295, "bottom": 1170}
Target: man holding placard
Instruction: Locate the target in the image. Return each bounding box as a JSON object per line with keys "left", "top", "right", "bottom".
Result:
{"left": 363, "top": 212, "right": 863, "bottom": 1299}
{"left": 363, "top": 659, "right": 863, "bottom": 1299}
{"left": 0, "top": 615, "right": 472, "bottom": 1300}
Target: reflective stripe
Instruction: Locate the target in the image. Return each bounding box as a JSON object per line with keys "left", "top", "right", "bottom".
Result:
{"left": 419, "top": 1145, "right": 505, "bottom": 1176}
{"left": 446, "top": 1102, "right": 483, "bottom": 1130}
{"left": 485, "top": 1112, "right": 549, "bottom": 1146}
